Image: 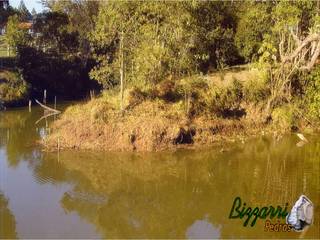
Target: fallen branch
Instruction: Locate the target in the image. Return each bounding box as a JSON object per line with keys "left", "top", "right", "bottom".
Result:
{"left": 35, "top": 99, "right": 61, "bottom": 114}
{"left": 35, "top": 111, "right": 60, "bottom": 125}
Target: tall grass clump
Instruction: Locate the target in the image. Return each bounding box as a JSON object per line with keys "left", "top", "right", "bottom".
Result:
{"left": 243, "top": 69, "right": 270, "bottom": 104}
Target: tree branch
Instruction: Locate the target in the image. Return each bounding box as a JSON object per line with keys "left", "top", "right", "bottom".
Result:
{"left": 282, "top": 33, "right": 320, "bottom": 64}
{"left": 300, "top": 41, "right": 320, "bottom": 71}
{"left": 290, "top": 28, "right": 301, "bottom": 46}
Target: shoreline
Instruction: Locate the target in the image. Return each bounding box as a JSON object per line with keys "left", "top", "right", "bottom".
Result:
{"left": 42, "top": 97, "right": 315, "bottom": 153}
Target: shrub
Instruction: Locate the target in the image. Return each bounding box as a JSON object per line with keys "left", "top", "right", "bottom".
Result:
{"left": 207, "top": 79, "right": 243, "bottom": 114}
{"left": 157, "top": 79, "right": 181, "bottom": 102}
{"left": 0, "top": 70, "right": 29, "bottom": 104}
{"left": 271, "top": 105, "right": 297, "bottom": 130}
{"left": 128, "top": 87, "right": 148, "bottom": 106}
{"left": 305, "top": 66, "right": 320, "bottom": 120}
{"left": 186, "top": 78, "right": 244, "bottom": 118}
{"left": 243, "top": 71, "right": 269, "bottom": 103}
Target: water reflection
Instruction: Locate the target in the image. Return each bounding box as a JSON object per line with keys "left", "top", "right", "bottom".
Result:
{"left": 0, "top": 192, "right": 17, "bottom": 239}
{"left": 39, "top": 136, "right": 319, "bottom": 239}
{"left": 186, "top": 218, "right": 221, "bottom": 239}
{"left": 0, "top": 106, "right": 100, "bottom": 238}
{"left": 0, "top": 106, "right": 319, "bottom": 238}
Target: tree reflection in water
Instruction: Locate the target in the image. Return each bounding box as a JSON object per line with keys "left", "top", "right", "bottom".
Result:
{"left": 0, "top": 192, "right": 17, "bottom": 239}
{"left": 0, "top": 107, "right": 319, "bottom": 238}
{"left": 38, "top": 136, "right": 319, "bottom": 239}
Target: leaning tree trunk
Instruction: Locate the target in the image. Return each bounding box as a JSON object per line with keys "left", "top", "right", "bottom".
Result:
{"left": 267, "top": 31, "right": 320, "bottom": 113}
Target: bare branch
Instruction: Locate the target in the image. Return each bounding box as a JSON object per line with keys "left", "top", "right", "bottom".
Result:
{"left": 35, "top": 99, "right": 61, "bottom": 114}
{"left": 282, "top": 33, "right": 320, "bottom": 64}
{"left": 290, "top": 28, "right": 301, "bottom": 46}
{"left": 300, "top": 41, "right": 320, "bottom": 71}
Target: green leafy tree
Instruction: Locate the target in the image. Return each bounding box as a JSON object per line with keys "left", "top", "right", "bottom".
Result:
{"left": 90, "top": 1, "right": 241, "bottom": 110}
{"left": 4, "top": 14, "right": 29, "bottom": 55}
{"left": 235, "top": 2, "right": 273, "bottom": 62}
{"left": 40, "top": 0, "right": 100, "bottom": 65}
{"left": 32, "top": 12, "right": 79, "bottom": 53}
{"left": 0, "top": 6, "right": 17, "bottom": 26}
{"left": 90, "top": 1, "right": 143, "bottom": 110}
{"left": 188, "top": 1, "right": 240, "bottom": 70}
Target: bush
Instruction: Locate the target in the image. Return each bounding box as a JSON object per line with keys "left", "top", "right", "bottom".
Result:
{"left": 128, "top": 87, "right": 148, "bottom": 107}
{"left": 271, "top": 105, "right": 297, "bottom": 130}
{"left": 204, "top": 79, "right": 243, "bottom": 115}
{"left": 243, "top": 70, "right": 269, "bottom": 103}
{"left": 156, "top": 79, "right": 181, "bottom": 102}
{"left": 0, "top": 70, "right": 29, "bottom": 105}
{"left": 305, "top": 67, "right": 320, "bottom": 120}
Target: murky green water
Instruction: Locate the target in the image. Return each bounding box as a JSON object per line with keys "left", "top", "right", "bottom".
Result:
{"left": 0, "top": 106, "right": 319, "bottom": 239}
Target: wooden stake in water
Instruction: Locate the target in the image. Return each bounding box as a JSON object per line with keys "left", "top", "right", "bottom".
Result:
{"left": 90, "top": 90, "right": 95, "bottom": 100}
{"left": 29, "top": 100, "right": 32, "bottom": 112}
{"left": 43, "top": 90, "right": 47, "bottom": 104}
{"left": 54, "top": 96, "right": 57, "bottom": 120}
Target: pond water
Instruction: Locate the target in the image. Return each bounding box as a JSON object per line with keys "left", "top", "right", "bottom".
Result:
{"left": 0, "top": 105, "right": 319, "bottom": 239}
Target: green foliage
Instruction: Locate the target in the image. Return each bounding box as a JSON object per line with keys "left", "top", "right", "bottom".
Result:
{"left": 305, "top": 67, "right": 320, "bottom": 120}
{"left": 260, "top": 0, "right": 318, "bottom": 65}
{"left": 90, "top": 1, "right": 241, "bottom": 89}
{"left": 205, "top": 79, "right": 243, "bottom": 115}
{"left": 171, "top": 76, "right": 245, "bottom": 116}
{"left": 257, "top": 35, "right": 278, "bottom": 65}
{"left": 6, "top": 0, "right": 320, "bottom": 125}
{"left": 243, "top": 72, "right": 269, "bottom": 103}
{"left": 32, "top": 12, "right": 79, "bottom": 53}
{"left": 0, "top": 6, "right": 17, "bottom": 26}
{"left": 235, "top": 2, "right": 272, "bottom": 62}
{"left": 4, "top": 14, "right": 29, "bottom": 51}
{"left": 41, "top": 0, "right": 100, "bottom": 58}
{"left": 16, "top": 8, "right": 100, "bottom": 99}
{"left": 271, "top": 105, "right": 297, "bottom": 130}
{"left": 188, "top": 1, "right": 240, "bottom": 70}
{"left": 0, "top": 70, "right": 29, "bottom": 104}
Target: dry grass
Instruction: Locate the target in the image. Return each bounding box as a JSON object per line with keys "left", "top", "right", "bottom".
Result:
{"left": 204, "top": 68, "right": 265, "bottom": 87}
{"left": 45, "top": 95, "right": 266, "bottom": 152}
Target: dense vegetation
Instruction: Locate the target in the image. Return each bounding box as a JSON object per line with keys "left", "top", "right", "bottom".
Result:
{"left": 1, "top": 0, "right": 320, "bottom": 150}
